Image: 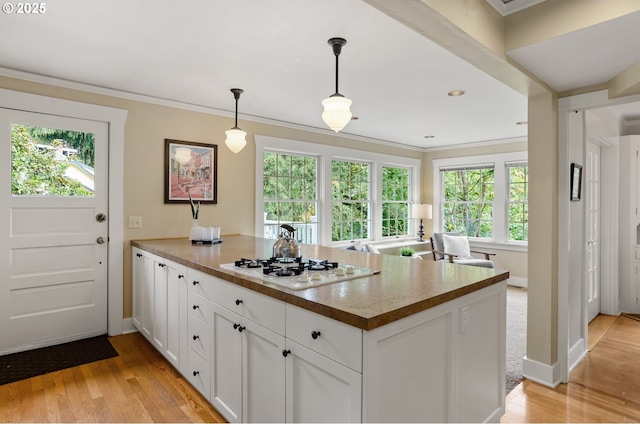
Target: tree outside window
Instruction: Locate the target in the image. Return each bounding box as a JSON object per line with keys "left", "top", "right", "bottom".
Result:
{"left": 263, "top": 152, "right": 318, "bottom": 243}
{"left": 332, "top": 160, "right": 371, "bottom": 241}
{"left": 441, "top": 166, "right": 494, "bottom": 238}
{"left": 507, "top": 164, "right": 528, "bottom": 241}
{"left": 382, "top": 166, "right": 409, "bottom": 237}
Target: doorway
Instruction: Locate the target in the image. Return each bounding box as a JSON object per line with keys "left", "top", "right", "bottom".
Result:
{"left": 0, "top": 88, "right": 127, "bottom": 352}
{"left": 585, "top": 141, "right": 601, "bottom": 323}
{"left": 0, "top": 109, "right": 109, "bottom": 354}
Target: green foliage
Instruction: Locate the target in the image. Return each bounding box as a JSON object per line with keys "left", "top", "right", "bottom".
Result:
{"left": 442, "top": 168, "right": 494, "bottom": 237}
{"left": 11, "top": 125, "right": 92, "bottom": 196}
{"left": 382, "top": 166, "right": 409, "bottom": 237}
{"left": 332, "top": 160, "right": 370, "bottom": 241}
{"left": 508, "top": 165, "right": 528, "bottom": 241}
{"left": 25, "top": 125, "right": 95, "bottom": 167}
{"left": 400, "top": 246, "right": 415, "bottom": 256}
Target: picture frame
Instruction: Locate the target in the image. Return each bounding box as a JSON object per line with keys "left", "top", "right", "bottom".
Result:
{"left": 164, "top": 139, "right": 218, "bottom": 204}
{"left": 570, "top": 163, "right": 582, "bottom": 201}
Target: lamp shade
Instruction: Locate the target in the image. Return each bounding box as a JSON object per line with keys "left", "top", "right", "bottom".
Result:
{"left": 412, "top": 203, "right": 433, "bottom": 219}
{"left": 225, "top": 128, "right": 247, "bottom": 153}
{"left": 322, "top": 95, "right": 352, "bottom": 132}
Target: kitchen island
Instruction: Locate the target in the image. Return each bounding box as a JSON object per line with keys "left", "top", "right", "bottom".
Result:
{"left": 132, "top": 235, "right": 509, "bottom": 423}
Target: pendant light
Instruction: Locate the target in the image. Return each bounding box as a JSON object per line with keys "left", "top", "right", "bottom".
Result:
{"left": 322, "top": 37, "right": 352, "bottom": 133}
{"left": 225, "top": 88, "right": 247, "bottom": 153}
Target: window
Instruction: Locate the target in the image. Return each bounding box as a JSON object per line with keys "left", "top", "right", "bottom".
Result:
{"left": 255, "top": 136, "right": 420, "bottom": 245}
{"left": 331, "top": 160, "right": 371, "bottom": 241}
{"left": 382, "top": 166, "right": 410, "bottom": 237}
{"left": 441, "top": 166, "right": 494, "bottom": 238}
{"left": 263, "top": 152, "right": 318, "bottom": 244}
{"left": 507, "top": 163, "right": 528, "bottom": 241}
{"left": 433, "top": 151, "right": 527, "bottom": 246}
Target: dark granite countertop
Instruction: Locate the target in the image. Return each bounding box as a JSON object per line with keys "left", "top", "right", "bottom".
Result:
{"left": 132, "top": 235, "right": 509, "bottom": 331}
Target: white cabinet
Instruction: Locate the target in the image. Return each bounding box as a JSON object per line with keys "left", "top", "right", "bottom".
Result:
{"left": 187, "top": 270, "right": 286, "bottom": 423}
{"left": 132, "top": 247, "right": 187, "bottom": 372}
{"left": 132, "top": 247, "right": 153, "bottom": 340}
{"left": 284, "top": 339, "right": 362, "bottom": 423}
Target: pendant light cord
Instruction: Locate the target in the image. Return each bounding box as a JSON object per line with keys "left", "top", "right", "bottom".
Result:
{"left": 335, "top": 52, "right": 340, "bottom": 95}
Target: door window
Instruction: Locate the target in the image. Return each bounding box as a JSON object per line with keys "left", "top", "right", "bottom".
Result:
{"left": 11, "top": 124, "right": 95, "bottom": 196}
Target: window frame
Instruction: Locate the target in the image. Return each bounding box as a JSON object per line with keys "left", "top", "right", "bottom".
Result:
{"left": 255, "top": 135, "right": 421, "bottom": 246}
{"left": 432, "top": 151, "right": 527, "bottom": 249}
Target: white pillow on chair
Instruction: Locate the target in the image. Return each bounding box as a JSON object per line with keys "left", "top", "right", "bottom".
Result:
{"left": 441, "top": 234, "right": 473, "bottom": 259}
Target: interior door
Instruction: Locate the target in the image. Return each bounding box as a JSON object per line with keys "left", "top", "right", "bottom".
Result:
{"left": 0, "top": 108, "right": 109, "bottom": 354}
{"left": 586, "top": 141, "right": 601, "bottom": 322}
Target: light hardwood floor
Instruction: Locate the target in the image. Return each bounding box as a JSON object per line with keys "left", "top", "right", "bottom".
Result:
{"left": 503, "top": 314, "right": 640, "bottom": 423}
{"left": 0, "top": 332, "right": 225, "bottom": 423}
{"left": 1, "top": 315, "right": 639, "bottom": 422}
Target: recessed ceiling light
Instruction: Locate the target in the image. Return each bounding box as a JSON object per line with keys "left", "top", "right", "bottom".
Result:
{"left": 516, "top": 121, "right": 528, "bottom": 125}
{"left": 424, "top": 135, "right": 435, "bottom": 139}
{"left": 448, "top": 90, "right": 465, "bottom": 97}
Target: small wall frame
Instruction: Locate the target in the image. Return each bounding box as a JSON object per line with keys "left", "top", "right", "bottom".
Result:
{"left": 570, "top": 163, "right": 582, "bottom": 201}
{"left": 165, "top": 139, "right": 218, "bottom": 204}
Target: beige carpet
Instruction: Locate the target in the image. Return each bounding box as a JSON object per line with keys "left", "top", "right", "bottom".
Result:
{"left": 506, "top": 286, "right": 527, "bottom": 394}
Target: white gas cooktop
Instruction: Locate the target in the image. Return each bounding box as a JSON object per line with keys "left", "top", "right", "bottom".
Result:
{"left": 220, "top": 260, "right": 378, "bottom": 291}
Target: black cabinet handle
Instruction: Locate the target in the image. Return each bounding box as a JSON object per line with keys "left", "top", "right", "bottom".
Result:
{"left": 311, "top": 331, "right": 321, "bottom": 340}
{"left": 193, "top": 371, "right": 199, "bottom": 377}
{"left": 136, "top": 253, "right": 142, "bottom": 257}
{"left": 178, "top": 274, "right": 184, "bottom": 279}
{"left": 235, "top": 299, "right": 243, "bottom": 305}
{"left": 282, "top": 349, "right": 291, "bottom": 357}
{"left": 193, "top": 335, "right": 199, "bottom": 340}
{"left": 158, "top": 263, "right": 166, "bottom": 268}
{"left": 238, "top": 325, "right": 245, "bottom": 332}
{"left": 233, "top": 323, "right": 240, "bottom": 330}
{"left": 192, "top": 305, "right": 199, "bottom": 310}
{"left": 192, "top": 280, "right": 199, "bottom": 286}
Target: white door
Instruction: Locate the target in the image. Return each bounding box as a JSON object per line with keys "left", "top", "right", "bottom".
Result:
{"left": 586, "top": 141, "right": 601, "bottom": 322}
{"left": 0, "top": 109, "right": 108, "bottom": 354}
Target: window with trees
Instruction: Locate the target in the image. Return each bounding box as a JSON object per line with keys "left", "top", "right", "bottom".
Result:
{"left": 263, "top": 152, "right": 318, "bottom": 244}
{"left": 382, "top": 166, "right": 410, "bottom": 237}
{"left": 331, "top": 160, "right": 371, "bottom": 241}
{"left": 256, "top": 136, "right": 420, "bottom": 245}
{"left": 507, "top": 163, "right": 528, "bottom": 241}
{"left": 441, "top": 166, "right": 494, "bottom": 238}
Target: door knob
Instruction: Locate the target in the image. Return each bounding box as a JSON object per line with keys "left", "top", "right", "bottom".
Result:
{"left": 96, "top": 213, "right": 107, "bottom": 222}
{"left": 97, "top": 237, "right": 105, "bottom": 244}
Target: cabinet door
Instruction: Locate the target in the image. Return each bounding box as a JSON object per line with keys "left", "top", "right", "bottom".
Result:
{"left": 165, "top": 261, "right": 186, "bottom": 370}
{"left": 211, "top": 304, "right": 243, "bottom": 423}
{"left": 132, "top": 248, "right": 154, "bottom": 341}
{"left": 152, "top": 257, "right": 167, "bottom": 352}
{"left": 242, "top": 321, "right": 286, "bottom": 423}
{"left": 285, "top": 339, "right": 362, "bottom": 423}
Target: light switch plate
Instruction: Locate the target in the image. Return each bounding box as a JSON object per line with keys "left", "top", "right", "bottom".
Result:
{"left": 129, "top": 216, "right": 142, "bottom": 228}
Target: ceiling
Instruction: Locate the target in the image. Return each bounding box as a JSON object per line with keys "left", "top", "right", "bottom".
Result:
{"left": 0, "top": 0, "right": 638, "bottom": 150}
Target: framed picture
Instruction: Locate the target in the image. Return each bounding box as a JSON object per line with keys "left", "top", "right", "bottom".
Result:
{"left": 164, "top": 139, "right": 218, "bottom": 204}
{"left": 570, "top": 163, "right": 582, "bottom": 201}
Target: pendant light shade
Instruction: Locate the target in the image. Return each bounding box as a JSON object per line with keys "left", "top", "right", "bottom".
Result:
{"left": 225, "top": 88, "right": 247, "bottom": 153}
{"left": 322, "top": 95, "right": 352, "bottom": 132}
{"left": 322, "top": 37, "right": 352, "bottom": 133}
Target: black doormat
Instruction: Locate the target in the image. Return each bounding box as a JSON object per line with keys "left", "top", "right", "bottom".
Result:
{"left": 0, "top": 335, "right": 118, "bottom": 386}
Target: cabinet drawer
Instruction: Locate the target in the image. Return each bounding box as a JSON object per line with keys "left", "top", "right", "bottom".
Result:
{"left": 211, "top": 276, "right": 286, "bottom": 335}
{"left": 188, "top": 291, "right": 214, "bottom": 324}
{"left": 187, "top": 348, "right": 211, "bottom": 400}
{"left": 188, "top": 314, "right": 211, "bottom": 362}
{"left": 286, "top": 304, "right": 362, "bottom": 372}
{"left": 188, "top": 268, "right": 214, "bottom": 299}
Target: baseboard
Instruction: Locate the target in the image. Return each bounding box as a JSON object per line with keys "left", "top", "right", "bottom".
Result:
{"left": 484, "top": 405, "right": 505, "bottom": 423}
{"left": 568, "top": 338, "right": 588, "bottom": 372}
{"left": 122, "top": 318, "right": 137, "bottom": 334}
{"left": 522, "top": 356, "right": 562, "bottom": 388}
{"left": 507, "top": 276, "right": 527, "bottom": 288}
